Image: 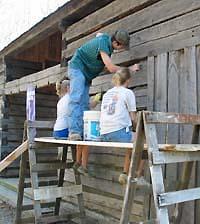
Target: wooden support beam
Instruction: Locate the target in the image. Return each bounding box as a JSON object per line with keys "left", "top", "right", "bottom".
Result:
{"left": 15, "top": 151, "right": 28, "bottom": 224}
{"left": 158, "top": 187, "right": 200, "bottom": 207}
{"left": 143, "top": 118, "right": 169, "bottom": 223}
{"left": 152, "top": 151, "right": 200, "bottom": 164}
{"left": 24, "top": 179, "right": 58, "bottom": 188}
{"left": 144, "top": 111, "right": 200, "bottom": 124}
{"left": 35, "top": 137, "right": 200, "bottom": 152}
{"left": 33, "top": 185, "right": 83, "bottom": 201}
{"left": 71, "top": 145, "right": 86, "bottom": 224}
{"left": 28, "top": 120, "right": 55, "bottom": 129}
{"left": 35, "top": 137, "right": 134, "bottom": 148}
{"left": 0, "top": 140, "right": 28, "bottom": 173}
{"left": 22, "top": 202, "right": 56, "bottom": 211}
{"left": 120, "top": 112, "right": 145, "bottom": 224}
{"left": 55, "top": 146, "right": 68, "bottom": 215}
{"left": 31, "top": 162, "right": 73, "bottom": 172}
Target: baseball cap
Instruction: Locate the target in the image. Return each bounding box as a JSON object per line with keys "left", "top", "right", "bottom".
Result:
{"left": 114, "top": 30, "right": 130, "bottom": 49}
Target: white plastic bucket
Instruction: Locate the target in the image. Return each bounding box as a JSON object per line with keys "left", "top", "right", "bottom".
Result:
{"left": 83, "top": 111, "right": 101, "bottom": 141}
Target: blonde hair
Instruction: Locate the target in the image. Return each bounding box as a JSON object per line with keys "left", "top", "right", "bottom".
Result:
{"left": 56, "top": 79, "right": 70, "bottom": 97}
{"left": 112, "top": 67, "right": 131, "bottom": 86}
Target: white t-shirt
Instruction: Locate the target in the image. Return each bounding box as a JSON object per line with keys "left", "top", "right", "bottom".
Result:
{"left": 54, "top": 94, "right": 69, "bottom": 131}
{"left": 100, "top": 86, "right": 136, "bottom": 135}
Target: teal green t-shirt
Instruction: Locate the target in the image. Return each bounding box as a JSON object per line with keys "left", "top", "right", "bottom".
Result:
{"left": 69, "top": 34, "right": 113, "bottom": 82}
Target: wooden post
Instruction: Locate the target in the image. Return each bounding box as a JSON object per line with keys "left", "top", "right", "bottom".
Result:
{"left": 71, "top": 145, "right": 86, "bottom": 224}
{"left": 120, "top": 112, "right": 145, "bottom": 224}
{"left": 54, "top": 145, "right": 68, "bottom": 215}
{"left": 26, "top": 86, "right": 42, "bottom": 222}
{"left": 174, "top": 125, "right": 200, "bottom": 224}
{"left": 143, "top": 114, "right": 170, "bottom": 224}
{"left": 15, "top": 151, "right": 28, "bottom": 224}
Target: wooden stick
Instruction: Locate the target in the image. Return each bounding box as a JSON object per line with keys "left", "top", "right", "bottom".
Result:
{"left": 0, "top": 140, "right": 28, "bottom": 173}
{"left": 173, "top": 125, "right": 200, "bottom": 224}
{"left": 120, "top": 112, "right": 145, "bottom": 224}
{"left": 35, "top": 137, "right": 200, "bottom": 152}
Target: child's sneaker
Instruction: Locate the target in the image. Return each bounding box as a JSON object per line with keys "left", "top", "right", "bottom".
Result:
{"left": 135, "top": 176, "right": 150, "bottom": 187}
{"left": 119, "top": 173, "right": 128, "bottom": 185}
{"left": 77, "top": 166, "right": 89, "bottom": 176}
{"left": 72, "top": 162, "right": 80, "bottom": 172}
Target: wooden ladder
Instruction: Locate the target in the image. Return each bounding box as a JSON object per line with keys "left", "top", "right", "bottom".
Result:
{"left": 15, "top": 120, "right": 86, "bottom": 224}
{"left": 120, "top": 111, "right": 200, "bottom": 224}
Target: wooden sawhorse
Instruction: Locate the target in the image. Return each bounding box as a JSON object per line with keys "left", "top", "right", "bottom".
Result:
{"left": 120, "top": 111, "right": 200, "bottom": 224}
{"left": 15, "top": 120, "right": 86, "bottom": 224}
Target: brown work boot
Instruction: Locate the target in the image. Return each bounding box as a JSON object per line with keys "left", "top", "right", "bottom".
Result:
{"left": 68, "top": 133, "right": 82, "bottom": 141}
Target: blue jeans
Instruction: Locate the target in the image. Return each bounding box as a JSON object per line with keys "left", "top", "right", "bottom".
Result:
{"left": 68, "top": 68, "right": 90, "bottom": 136}
{"left": 53, "top": 128, "right": 69, "bottom": 139}
{"left": 101, "top": 128, "right": 132, "bottom": 143}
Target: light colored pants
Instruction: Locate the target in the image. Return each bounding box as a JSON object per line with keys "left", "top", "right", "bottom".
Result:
{"left": 68, "top": 68, "right": 90, "bottom": 136}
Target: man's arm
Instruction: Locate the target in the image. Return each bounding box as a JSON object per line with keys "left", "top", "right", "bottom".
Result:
{"left": 100, "top": 51, "right": 120, "bottom": 73}
{"left": 100, "top": 51, "right": 140, "bottom": 73}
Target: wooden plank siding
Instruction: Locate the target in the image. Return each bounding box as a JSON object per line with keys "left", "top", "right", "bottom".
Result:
{"left": 62, "top": 0, "right": 200, "bottom": 64}
{"left": 147, "top": 47, "right": 200, "bottom": 224}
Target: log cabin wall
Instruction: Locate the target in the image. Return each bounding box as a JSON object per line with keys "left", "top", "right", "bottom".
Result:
{"left": 5, "top": 59, "right": 42, "bottom": 81}
{"left": 0, "top": 88, "right": 58, "bottom": 177}
{"left": 61, "top": 0, "right": 200, "bottom": 223}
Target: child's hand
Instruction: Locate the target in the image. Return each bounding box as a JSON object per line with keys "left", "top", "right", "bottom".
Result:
{"left": 129, "top": 64, "right": 140, "bottom": 72}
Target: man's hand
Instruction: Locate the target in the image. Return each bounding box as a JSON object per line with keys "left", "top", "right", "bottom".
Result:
{"left": 129, "top": 64, "right": 140, "bottom": 72}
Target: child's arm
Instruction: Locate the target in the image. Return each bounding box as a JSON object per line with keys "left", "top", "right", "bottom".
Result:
{"left": 90, "top": 93, "right": 102, "bottom": 109}
{"left": 129, "top": 111, "right": 137, "bottom": 131}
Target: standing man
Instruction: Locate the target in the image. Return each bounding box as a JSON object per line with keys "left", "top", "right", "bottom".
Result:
{"left": 67, "top": 30, "right": 139, "bottom": 140}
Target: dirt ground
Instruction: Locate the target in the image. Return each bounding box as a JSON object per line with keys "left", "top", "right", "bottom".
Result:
{"left": 0, "top": 200, "right": 15, "bottom": 224}
{"left": 0, "top": 200, "right": 96, "bottom": 224}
